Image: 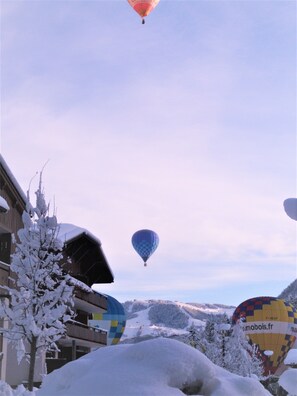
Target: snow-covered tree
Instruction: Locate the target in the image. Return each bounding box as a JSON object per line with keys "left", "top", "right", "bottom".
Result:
{"left": 204, "top": 316, "right": 216, "bottom": 344}
{"left": 225, "top": 323, "right": 264, "bottom": 378}
{"left": 250, "top": 344, "right": 265, "bottom": 378}
{"left": 195, "top": 315, "right": 264, "bottom": 379}
{"left": 149, "top": 303, "right": 189, "bottom": 329}
{"left": 0, "top": 175, "right": 74, "bottom": 390}
{"left": 198, "top": 314, "right": 230, "bottom": 367}
{"left": 278, "top": 279, "right": 297, "bottom": 309}
{"left": 187, "top": 323, "right": 204, "bottom": 351}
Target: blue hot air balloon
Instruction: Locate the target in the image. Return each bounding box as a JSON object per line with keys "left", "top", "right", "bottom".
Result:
{"left": 89, "top": 295, "right": 126, "bottom": 345}
{"left": 131, "top": 229, "right": 159, "bottom": 266}
{"left": 284, "top": 198, "right": 297, "bottom": 221}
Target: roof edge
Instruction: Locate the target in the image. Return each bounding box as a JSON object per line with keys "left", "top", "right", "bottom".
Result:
{"left": 0, "top": 154, "right": 27, "bottom": 204}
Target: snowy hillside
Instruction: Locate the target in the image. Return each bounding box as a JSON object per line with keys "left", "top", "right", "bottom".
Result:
{"left": 278, "top": 279, "right": 297, "bottom": 308}
{"left": 121, "top": 300, "right": 235, "bottom": 343}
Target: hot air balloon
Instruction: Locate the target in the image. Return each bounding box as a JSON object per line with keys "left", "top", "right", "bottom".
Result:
{"left": 284, "top": 198, "right": 297, "bottom": 221}
{"left": 132, "top": 229, "right": 159, "bottom": 266}
{"left": 232, "top": 297, "right": 297, "bottom": 375}
{"left": 127, "top": 0, "right": 160, "bottom": 24}
{"left": 89, "top": 295, "right": 126, "bottom": 345}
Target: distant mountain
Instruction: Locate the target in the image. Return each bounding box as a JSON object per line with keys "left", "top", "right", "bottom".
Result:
{"left": 278, "top": 279, "right": 297, "bottom": 308}
{"left": 120, "top": 282, "right": 297, "bottom": 344}
{"left": 121, "top": 300, "right": 235, "bottom": 343}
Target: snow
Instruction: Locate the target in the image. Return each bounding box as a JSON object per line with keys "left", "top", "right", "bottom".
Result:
{"left": 0, "top": 195, "right": 10, "bottom": 212}
{"left": 0, "top": 179, "right": 75, "bottom": 388}
{"left": 122, "top": 305, "right": 193, "bottom": 340}
{"left": 58, "top": 223, "right": 101, "bottom": 245}
{"left": 0, "top": 155, "right": 27, "bottom": 203}
{"left": 216, "top": 323, "right": 231, "bottom": 331}
{"left": 177, "top": 302, "right": 235, "bottom": 317}
{"left": 35, "top": 338, "right": 269, "bottom": 396}
{"left": 279, "top": 368, "right": 297, "bottom": 395}
{"left": 123, "top": 306, "right": 154, "bottom": 338}
{"left": 122, "top": 300, "right": 235, "bottom": 341}
{"left": 284, "top": 348, "right": 297, "bottom": 365}
{"left": 68, "top": 275, "right": 93, "bottom": 293}
{"left": 0, "top": 382, "right": 36, "bottom": 396}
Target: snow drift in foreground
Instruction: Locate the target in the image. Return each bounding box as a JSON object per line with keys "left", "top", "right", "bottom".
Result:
{"left": 38, "top": 338, "right": 269, "bottom": 396}
{"left": 279, "top": 368, "right": 297, "bottom": 396}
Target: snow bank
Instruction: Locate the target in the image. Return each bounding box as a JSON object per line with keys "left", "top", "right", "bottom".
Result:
{"left": 0, "top": 381, "right": 13, "bottom": 396}
{"left": 279, "top": 368, "right": 297, "bottom": 395}
{"left": 0, "top": 382, "right": 35, "bottom": 396}
{"left": 0, "top": 195, "right": 10, "bottom": 212}
{"left": 58, "top": 223, "right": 101, "bottom": 245}
{"left": 37, "top": 338, "right": 269, "bottom": 396}
{"left": 284, "top": 349, "right": 297, "bottom": 365}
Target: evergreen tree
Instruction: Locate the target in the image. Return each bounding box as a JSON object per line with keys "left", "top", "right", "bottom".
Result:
{"left": 278, "top": 279, "right": 297, "bottom": 309}
{"left": 202, "top": 314, "right": 230, "bottom": 367}
{"left": 204, "top": 317, "right": 216, "bottom": 344}
{"left": 0, "top": 176, "right": 74, "bottom": 390}
{"left": 187, "top": 323, "right": 203, "bottom": 351}
{"left": 197, "top": 315, "right": 264, "bottom": 379}
{"left": 225, "top": 323, "right": 264, "bottom": 378}
{"left": 250, "top": 344, "right": 265, "bottom": 378}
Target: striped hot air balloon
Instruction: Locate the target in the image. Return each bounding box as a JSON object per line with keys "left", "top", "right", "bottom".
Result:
{"left": 89, "top": 295, "right": 126, "bottom": 345}
{"left": 232, "top": 297, "right": 297, "bottom": 375}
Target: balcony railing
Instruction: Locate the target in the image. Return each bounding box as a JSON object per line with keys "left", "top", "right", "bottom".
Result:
{"left": 0, "top": 260, "right": 9, "bottom": 270}
{"left": 74, "top": 288, "right": 107, "bottom": 310}
{"left": 66, "top": 321, "right": 107, "bottom": 345}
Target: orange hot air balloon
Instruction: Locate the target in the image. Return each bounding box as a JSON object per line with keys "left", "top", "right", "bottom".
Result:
{"left": 127, "top": 0, "right": 160, "bottom": 24}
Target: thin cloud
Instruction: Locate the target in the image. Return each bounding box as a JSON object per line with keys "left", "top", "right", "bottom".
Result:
{"left": 1, "top": 0, "right": 295, "bottom": 305}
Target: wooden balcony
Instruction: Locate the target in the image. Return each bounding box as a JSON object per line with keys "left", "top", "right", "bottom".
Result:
{"left": 66, "top": 321, "right": 107, "bottom": 345}
{"left": 74, "top": 288, "right": 107, "bottom": 311}
{"left": 0, "top": 261, "right": 9, "bottom": 294}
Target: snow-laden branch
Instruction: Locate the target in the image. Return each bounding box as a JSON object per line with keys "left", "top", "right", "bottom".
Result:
{"left": 0, "top": 175, "right": 75, "bottom": 390}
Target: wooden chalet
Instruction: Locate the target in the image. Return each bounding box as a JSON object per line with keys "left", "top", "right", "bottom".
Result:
{"left": 0, "top": 155, "right": 114, "bottom": 386}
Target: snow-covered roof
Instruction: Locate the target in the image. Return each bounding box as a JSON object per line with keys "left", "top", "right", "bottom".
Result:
{"left": 58, "top": 223, "right": 114, "bottom": 285}
{"left": 68, "top": 275, "right": 94, "bottom": 293}
{"left": 58, "top": 223, "right": 101, "bottom": 245}
{"left": 0, "top": 154, "right": 27, "bottom": 204}
{"left": 0, "top": 196, "right": 9, "bottom": 213}
{"left": 279, "top": 368, "right": 297, "bottom": 395}
{"left": 284, "top": 349, "right": 297, "bottom": 365}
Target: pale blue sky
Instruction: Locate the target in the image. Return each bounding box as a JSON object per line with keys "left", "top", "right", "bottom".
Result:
{"left": 1, "top": 0, "right": 296, "bottom": 305}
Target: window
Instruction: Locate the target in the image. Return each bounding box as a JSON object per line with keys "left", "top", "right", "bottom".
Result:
{"left": 0, "top": 233, "right": 11, "bottom": 264}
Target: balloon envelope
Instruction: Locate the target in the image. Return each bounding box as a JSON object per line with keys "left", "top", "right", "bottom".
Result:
{"left": 284, "top": 198, "right": 297, "bottom": 221}
{"left": 89, "top": 295, "right": 126, "bottom": 345}
{"left": 127, "top": 0, "right": 160, "bottom": 20}
{"left": 232, "top": 297, "right": 297, "bottom": 375}
{"left": 132, "top": 229, "right": 159, "bottom": 265}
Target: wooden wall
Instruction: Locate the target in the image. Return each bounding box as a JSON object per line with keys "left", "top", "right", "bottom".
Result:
{"left": 0, "top": 162, "right": 25, "bottom": 264}
{"left": 0, "top": 162, "right": 25, "bottom": 236}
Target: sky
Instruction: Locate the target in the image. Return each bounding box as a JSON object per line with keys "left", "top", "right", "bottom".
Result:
{"left": 0, "top": 0, "right": 296, "bottom": 306}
